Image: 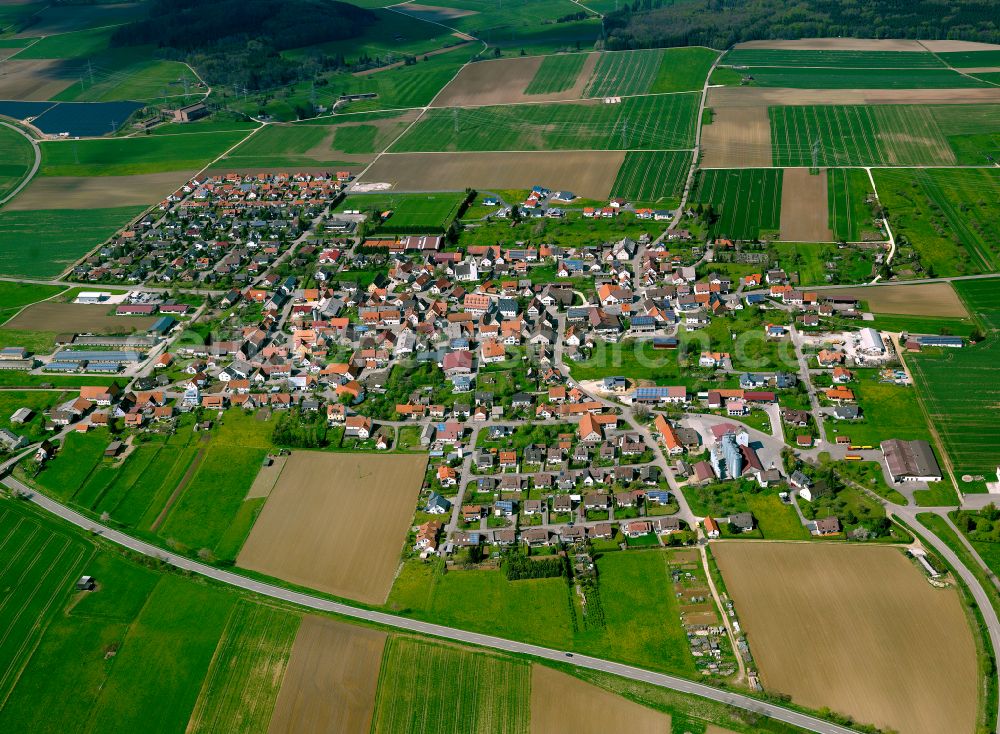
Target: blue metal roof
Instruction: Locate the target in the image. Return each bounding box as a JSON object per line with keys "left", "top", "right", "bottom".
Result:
{"left": 45, "top": 362, "right": 79, "bottom": 371}
{"left": 633, "top": 387, "right": 674, "bottom": 398}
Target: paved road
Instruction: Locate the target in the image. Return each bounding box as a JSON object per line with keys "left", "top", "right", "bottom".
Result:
{"left": 4, "top": 474, "right": 857, "bottom": 734}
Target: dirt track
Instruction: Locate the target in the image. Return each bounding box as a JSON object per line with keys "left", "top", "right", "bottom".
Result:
{"left": 360, "top": 150, "right": 624, "bottom": 199}
{"left": 700, "top": 106, "right": 771, "bottom": 168}
{"left": 708, "top": 86, "right": 1000, "bottom": 107}
{"left": 432, "top": 53, "right": 598, "bottom": 106}
{"left": 237, "top": 451, "right": 427, "bottom": 605}
{"left": 714, "top": 542, "right": 977, "bottom": 734}
{"left": 780, "top": 168, "right": 833, "bottom": 242}
{"left": 530, "top": 665, "right": 671, "bottom": 734}
{"left": 268, "top": 616, "right": 386, "bottom": 734}
{"left": 5, "top": 172, "right": 192, "bottom": 210}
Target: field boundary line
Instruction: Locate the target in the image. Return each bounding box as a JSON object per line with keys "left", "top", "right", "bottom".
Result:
{"left": 149, "top": 444, "right": 208, "bottom": 532}
{"left": 672, "top": 48, "right": 723, "bottom": 228}
{"left": 428, "top": 88, "right": 703, "bottom": 110}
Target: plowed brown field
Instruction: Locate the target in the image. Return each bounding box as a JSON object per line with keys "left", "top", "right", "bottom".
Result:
{"left": 780, "top": 168, "right": 833, "bottom": 241}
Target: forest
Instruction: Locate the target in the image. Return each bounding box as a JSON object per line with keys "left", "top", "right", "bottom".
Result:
{"left": 602, "top": 0, "right": 1000, "bottom": 50}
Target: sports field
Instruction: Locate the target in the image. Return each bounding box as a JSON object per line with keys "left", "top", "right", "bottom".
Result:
{"left": 691, "top": 168, "right": 782, "bottom": 240}
{"left": 336, "top": 191, "right": 467, "bottom": 233}
{"left": 361, "top": 150, "right": 625, "bottom": 198}
{"left": 268, "top": 616, "right": 384, "bottom": 734}
{"left": 714, "top": 542, "right": 977, "bottom": 734}
{"left": 0, "top": 206, "right": 145, "bottom": 279}
{"left": 371, "top": 637, "right": 530, "bottom": 734}
{"left": 873, "top": 167, "right": 1000, "bottom": 275}
{"left": 530, "top": 665, "right": 671, "bottom": 734}
{"left": 391, "top": 93, "right": 700, "bottom": 152}
{"left": 237, "top": 452, "right": 427, "bottom": 604}
{"left": 610, "top": 151, "right": 690, "bottom": 203}
{"left": 827, "top": 168, "right": 876, "bottom": 241}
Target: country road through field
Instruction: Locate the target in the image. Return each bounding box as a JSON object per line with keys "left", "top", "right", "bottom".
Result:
{"left": 2, "top": 474, "right": 860, "bottom": 734}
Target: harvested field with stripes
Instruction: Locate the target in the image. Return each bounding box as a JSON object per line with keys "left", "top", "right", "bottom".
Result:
{"left": 433, "top": 53, "right": 597, "bottom": 106}
{"left": 268, "top": 616, "right": 385, "bottom": 734}
{"left": 524, "top": 52, "right": 590, "bottom": 95}
{"left": 360, "top": 150, "right": 624, "bottom": 199}
{"left": 700, "top": 105, "right": 771, "bottom": 168}
{"left": 237, "top": 452, "right": 427, "bottom": 605}
{"left": 707, "top": 86, "right": 1000, "bottom": 108}
{"left": 714, "top": 542, "right": 978, "bottom": 734}
{"left": 831, "top": 282, "right": 968, "bottom": 316}
{"left": 584, "top": 49, "right": 663, "bottom": 97}
{"left": 779, "top": 168, "right": 833, "bottom": 242}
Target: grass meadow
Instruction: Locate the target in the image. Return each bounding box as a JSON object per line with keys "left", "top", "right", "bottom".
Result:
{"left": 691, "top": 168, "right": 782, "bottom": 239}
{"left": 337, "top": 191, "right": 467, "bottom": 233}
{"left": 391, "top": 93, "right": 700, "bottom": 152}
{"left": 874, "top": 167, "right": 1000, "bottom": 275}
{"left": 824, "top": 368, "right": 932, "bottom": 447}
{"left": 610, "top": 150, "right": 690, "bottom": 204}
{"left": 0, "top": 123, "right": 35, "bottom": 202}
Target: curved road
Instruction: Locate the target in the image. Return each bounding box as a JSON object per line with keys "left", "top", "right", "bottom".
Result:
{"left": 0, "top": 119, "right": 40, "bottom": 207}
{"left": 3, "top": 474, "right": 858, "bottom": 734}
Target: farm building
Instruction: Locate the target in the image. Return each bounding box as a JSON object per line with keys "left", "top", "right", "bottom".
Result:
{"left": 880, "top": 439, "right": 943, "bottom": 483}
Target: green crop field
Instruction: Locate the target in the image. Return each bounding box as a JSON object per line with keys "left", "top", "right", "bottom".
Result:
{"left": 721, "top": 49, "right": 946, "bottom": 68}
{"left": 585, "top": 49, "right": 664, "bottom": 97}
{"left": 938, "top": 50, "right": 1000, "bottom": 68}
{"left": 0, "top": 206, "right": 145, "bottom": 278}
{"left": 649, "top": 47, "right": 719, "bottom": 93}
{"left": 524, "top": 52, "right": 587, "bottom": 94}
{"left": 771, "top": 105, "right": 959, "bottom": 167}
{"left": 392, "top": 93, "right": 699, "bottom": 152}
{"left": 371, "top": 637, "right": 530, "bottom": 734}
{"left": 85, "top": 575, "right": 235, "bottom": 734}
{"left": 610, "top": 150, "right": 690, "bottom": 204}
{"left": 873, "top": 167, "right": 1000, "bottom": 275}
{"left": 691, "top": 168, "right": 782, "bottom": 240}
{"left": 39, "top": 130, "right": 249, "bottom": 177}
{"left": 0, "top": 124, "right": 35, "bottom": 202}
{"left": 0, "top": 505, "right": 91, "bottom": 702}
{"left": 337, "top": 191, "right": 467, "bottom": 233}
{"left": 0, "top": 281, "right": 63, "bottom": 311}
{"left": 827, "top": 168, "right": 875, "bottom": 242}
{"left": 927, "top": 104, "right": 1000, "bottom": 165}
{"left": 187, "top": 601, "right": 299, "bottom": 734}
{"left": 741, "top": 67, "right": 987, "bottom": 88}
{"left": 909, "top": 278, "right": 1000, "bottom": 481}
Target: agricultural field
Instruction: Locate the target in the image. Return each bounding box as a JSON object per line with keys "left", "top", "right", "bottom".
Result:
{"left": 1, "top": 302, "right": 155, "bottom": 334}
{"left": 938, "top": 50, "right": 1000, "bottom": 68}
{"left": 700, "top": 105, "right": 772, "bottom": 168}
{"left": 0, "top": 123, "right": 35, "bottom": 202}
{"left": 390, "top": 93, "right": 700, "bottom": 152}
{"left": 237, "top": 451, "right": 428, "bottom": 604}
{"left": 691, "top": 168, "right": 782, "bottom": 240}
{"left": 524, "top": 52, "right": 589, "bottom": 95}
{"left": 827, "top": 168, "right": 876, "bottom": 242}
{"left": 831, "top": 282, "right": 968, "bottom": 317}
{"left": 5, "top": 171, "right": 192, "bottom": 211}
{"left": 721, "top": 48, "right": 947, "bottom": 68}
{"left": 609, "top": 150, "right": 690, "bottom": 204}
{"left": 336, "top": 191, "right": 467, "bottom": 233}
{"left": 0, "top": 281, "right": 63, "bottom": 312}
{"left": 371, "top": 636, "right": 530, "bottom": 734}
{"left": 361, "top": 150, "right": 625, "bottom": 199}
{"left": 713, "top": 542, "right": 978, "bottom": 734}
{"left": 221, "top": 111, "right": 416, "bottom": 170}
{"left": 530, "top": 665, "right": 671, "bottom": 734}
{"left": 873, "top": 167, "right": 1000, "bottom": 275}
{"left": 186, "top": 601, "right": 299, "bottom": 734}
{"left": 584, "top": 49, "right": 665, "bottom": 97}
{"left": 0, "top": 206, "right": 145, "bottom": 279}
{"left": 738, "top": 67, "right": 988, "bottom": 89}
{"left": 779, "top": 168, "right": 833, "bottom": 242}
{"left": 0, "top": 505, "right": 91, "bottom": 703}
{"left": 268, "top": 616, "right": 383, "bottom": 734}
{"left": 37, "top": 130, "right": 250, "bottom": 177}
